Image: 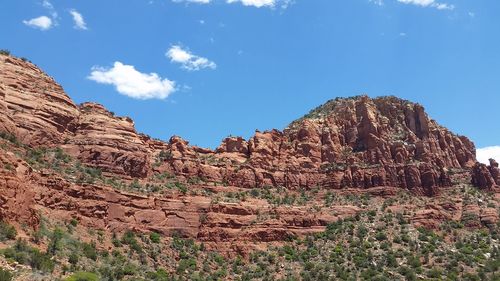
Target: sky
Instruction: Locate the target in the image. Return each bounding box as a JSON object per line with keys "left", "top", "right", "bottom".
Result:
{"left": 1, "top": 0, "right": 499, "bottom": 163}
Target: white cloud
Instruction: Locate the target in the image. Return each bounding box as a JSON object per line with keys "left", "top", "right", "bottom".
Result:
{"left": 173, "top": 0, "right": 211, "bottom": 4}
{"left": 69, "top": 9, "right": 88, "bottom": 30}
{"left": 88, "top": 62, "right": 176, "bottom": 100}
{"left": 42, "top": 0, "right": 58, "bottom": 18}
{"left": 23, "top": 16, "right": 53, "bottom": 30}
{"left": 476, "top": 146, "right": 500, "bottom": 165}
{"left": 227, "top": 0, "right": 275, "bottom": 7}
{"left": 398, "top": 0, "right": 434, "bottom": 5}
{"left": 434, "top": 3, "right": 453, "bottom": 10}
{"left": 173, "top": 0, "right": 292, "bottom": 8}
{"left": 397, "top": 0, "right": 454, "bottom": 10}
{"left": 166, "top": 45, "right": 216, "bottom": 71}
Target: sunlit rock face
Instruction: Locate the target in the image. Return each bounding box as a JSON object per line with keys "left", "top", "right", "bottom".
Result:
{"left": 0, "top": 54, "right": 477, "bottom": 194}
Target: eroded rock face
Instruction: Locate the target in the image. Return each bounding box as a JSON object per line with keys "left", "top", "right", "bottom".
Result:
{"left": 0, "top": 152, "right": 39, "bottom": 226}
{"left": 0, "top": 149, "right": 358, "bottom": 246}
{"left": 472, "top": 159, "right": 499, "bottom": 190}
{"left": 0, "top": 55, "right": 154, "bottom": 178}
{"left": 65, "top": 103, "right": 151, "bottom": 178}
{"left": 0, "top": 54, "right": 478, "bottom": 194}
{"left": 0, "top": 56, "right": 79, "bottom": 144}
{"left": 159, "top": 96, "right": 476, "bottom": 194}
{"left": 0, "top": 53, "right": 496, "bottom": 250}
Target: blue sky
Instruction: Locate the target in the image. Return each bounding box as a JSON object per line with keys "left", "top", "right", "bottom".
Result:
{"left": 1, "top": 0, "right": 499, "bottom": 162}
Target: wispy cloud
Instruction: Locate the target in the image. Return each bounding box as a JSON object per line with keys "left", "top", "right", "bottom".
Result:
{"left": 88, "top": 62, "right": 176, "bottom": 100}
{"left": 42, "top": 0, "right": 58, "bottom": 18}
{"left": 397, "top": 0, "right": 454, "bottom": 10}
{"left": 173, "top": 0, "right": 293, "bottom": 8}
{"left": 69, "top": 9, "right": 88, "bottom": 30}
{"left": 227, "top": 0, "right": 293, "bottom": 8}
{"left": 23, "top": 16, "right": 53, "bottom": 30}
{"left": 227, "top": 0, "right": 275, "bottom": 8}
{"left": 369, "top": 0, "right": 384, "bottom": 6}
{"left": 166, "top": 45, "right": 216, "bottom": 71}
{"left": 477, "top": 146, "right": 500, "bottom": 165}
{"left": 173, "top": 0, "right": 212, "bottom": 4}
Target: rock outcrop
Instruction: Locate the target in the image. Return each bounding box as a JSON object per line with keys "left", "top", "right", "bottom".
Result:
{"left": 0, "top": 56, "right": 79, "bottom": 144}
{"left": 0, "top": 54, "right": 479, "bottom": 193}
{"left": 0, "top": 145, "right": 358, "bottom": 250}
{"left": 0, "top": 53, "right": 494, "bottom": 249}
{"left": 0, "top": 55, "right": 157, "bottom": 179}
{"left": 472, "top": 159, "right": 500, "bottom": 190}
{"left": 159, "top": 96, "right": 476, "bottom": 196}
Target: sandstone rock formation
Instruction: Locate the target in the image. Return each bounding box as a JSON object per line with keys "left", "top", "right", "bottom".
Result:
{"left": 159, "top": 96, "right": 476, "bottom": 196}
{"left": 472, "top": 159, "right": 499, "bottom": 190}
{"left": 0, "top": 54, "right": 478, "bottom": 195}
{"left": 0, "top": 53, "right": 496, "bottom": 249}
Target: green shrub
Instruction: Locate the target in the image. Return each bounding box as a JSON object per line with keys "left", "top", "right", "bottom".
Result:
{"left": 29, "top": 249, "right": 55, "bottom": 272}
{"left": 47, "top": 228, "right": 64, "bottom": 256}
{"left": 129, "top": 179, "right": 142, "bottom": 190}
{"left": 68, "top": 252, "right": 79, "bottom": 265}
{"left": 0, "top": 50, "right": 10, "bottom": 56}
{"left": 149, "top": 232, "right": 161, "bottom": 243}
{"left": 175, "top": 182, "right": 188, "bottom": 195}
{"left": 407, "top": 255, "right": 422, "bottom": 268}
{"left": 0, "top": 132, "right": 19, "bottom": 145}
{"left": 357, "top": 225, "right": 368, "bottom": 239}
{"left": 427, "top": 267, "right": 442, "bottom": 278}
{"left": 158, "top": 150, "right": 172, "bottom": 161}
{"left": 64, "top": 271, "right": 99, "bottom": 281}
{"left": 121, "top": 231, "right": 142, "bottom": 253}
{"left": 2, "top": 239, "right": 55, "bottom": 273}
{"left": 399, "top": 266, "right": 417, "bottom": 281}
{"left": 375, "top": 231, "right": 387, "bottom": 241}
{"left": 121, "top": 263, "right": 138, "bottom": 276}
{"left": 146, "top": 269, "right": 169, "bottom": 280}
{"left": 177, "top": 258, "right": 197, "bottom": 274}
{"left": 82, "top": 242, "right": 98, "bottom": 261}
{"left": 0, "top": 268, "right": 13, "bottom": 281}
{"left": 53, "top": 147, "right": 69, "bottom": 161}
{"left": 0, "top": 221, "right": 17, "bottom": 241}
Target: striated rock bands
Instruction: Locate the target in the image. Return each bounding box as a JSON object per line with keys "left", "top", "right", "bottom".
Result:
{"left": 0, "top": 53, "right": 496, "bottom": 249}
{"left": 163, "top": 96, "right": 476, "bottom": 195}
{"left": 0, "top": 54, "right": 478, "bottom": 194}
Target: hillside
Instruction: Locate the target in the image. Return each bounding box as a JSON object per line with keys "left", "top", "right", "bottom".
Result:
{"left": 0, "top": 53, "right": 499, "bottom": 280}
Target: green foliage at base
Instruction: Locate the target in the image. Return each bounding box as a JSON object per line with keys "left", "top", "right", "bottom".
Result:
{"left": 2, "top": 240, "right": 55, "bottom": 273}
{"left": 0, "top": 268, "right": 12, "bottom": 281}
{"left": 64, "top": 271, "right": 99, "bottom": 281}
{"left": 0, "top": 221, "right": 16, "bottom": 241}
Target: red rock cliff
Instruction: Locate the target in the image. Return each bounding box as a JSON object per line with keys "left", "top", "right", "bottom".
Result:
{"left": 0, "top": 54, "right": 478, "bottom": 196}
{"left": 0, "top": 53, "right": 495, "bottom": 249}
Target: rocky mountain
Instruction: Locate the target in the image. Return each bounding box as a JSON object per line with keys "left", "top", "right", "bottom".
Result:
{"left": 0, "top": 53, "right": 478, "bottom": 191}
{"left": 0, "top": 53, "right": 499, "bottom": 280}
